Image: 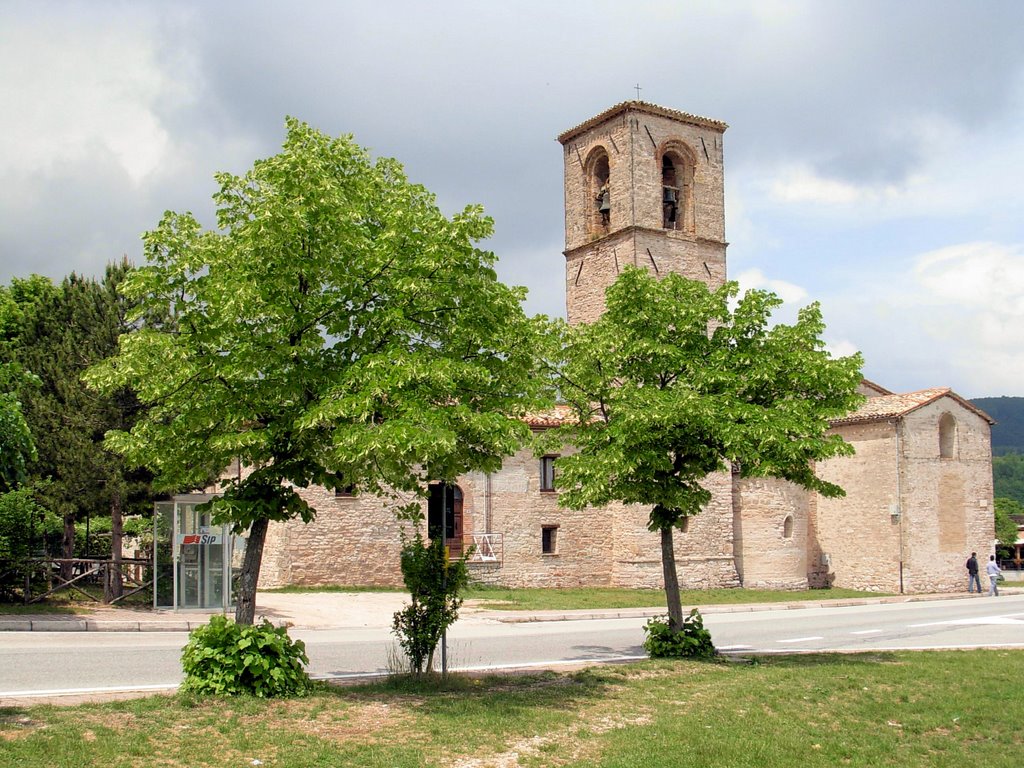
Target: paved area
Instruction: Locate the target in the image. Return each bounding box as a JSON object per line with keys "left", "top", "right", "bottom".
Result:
{"left": 2, "top": 587, "right": 1020, "bottom": 632}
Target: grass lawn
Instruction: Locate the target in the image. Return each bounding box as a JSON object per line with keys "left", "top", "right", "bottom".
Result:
{"left": 1, "top": 650, "right": 1021, "bottom": 767}
{"left": 463, "top": 585, "right": 887, "bottom": 611}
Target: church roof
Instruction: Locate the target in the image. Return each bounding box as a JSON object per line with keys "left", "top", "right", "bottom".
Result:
{"left": 557, "top": 100, "right": 728, "bottom": 144}
{"left": 859, "top": 379, "right": 894, "bottom": 397}
{"left": 831, "top": 388, "right": 996, "bottom": 426}
{"left": 524, "top": 404, "right": 576, "bottom": 429}
{"left": 524, "top": 389, "right": 995, "bottom": 430}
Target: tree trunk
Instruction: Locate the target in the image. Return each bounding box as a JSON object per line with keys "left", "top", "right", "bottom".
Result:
{"left": 109, "top": 491, "right": 123, "bottom": 600}
{"left": 234, "top": 516, "right": 269, "bottom": 625}
{"left": 660, "top": 524, "right": 684, "bottom": 632}
{"left": 60, "top": 513, "right": 75, "bottom": 581}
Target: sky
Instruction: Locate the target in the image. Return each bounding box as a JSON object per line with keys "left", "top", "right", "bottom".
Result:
{"left": 1, "top": 0, "right": 1022, "bottom": 398}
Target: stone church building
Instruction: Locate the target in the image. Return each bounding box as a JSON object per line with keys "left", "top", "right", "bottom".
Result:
{"left": 258, "top": 101, "right": 995, "bottom": 595}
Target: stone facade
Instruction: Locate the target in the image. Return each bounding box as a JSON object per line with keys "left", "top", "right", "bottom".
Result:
{"left": 252, "top": 101, "right": 995, "bottom": 595}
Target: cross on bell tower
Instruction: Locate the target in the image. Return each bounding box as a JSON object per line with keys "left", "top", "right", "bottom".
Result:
{"left": 556, "top": 102, "right": 729, "bottom": 325}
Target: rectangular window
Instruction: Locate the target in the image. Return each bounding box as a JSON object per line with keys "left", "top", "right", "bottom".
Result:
{"left": 542, "top": 525, "right": 558, "bottom": 555}
{"left": 540, "top": 456, "right": 558, "bottom": 492}
{"left": 335, "top": 485, "right": 356, "bottom": 498}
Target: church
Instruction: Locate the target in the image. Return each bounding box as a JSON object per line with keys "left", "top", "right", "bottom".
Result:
{"left": 257, "top": 101, "right": 995, "bottom": 595}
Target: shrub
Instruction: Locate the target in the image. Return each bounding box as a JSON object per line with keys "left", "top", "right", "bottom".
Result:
{"left": 643, "top": 609, "right": 716, "bottom": 659}
{"left": 0, "top": 487, "right": 60, "bottom": 599}
{"left": 392, "top": 531, "right": 469, "bottom": 676}
{"left": 180, "top": 614, "right": 311, "bottom": 697}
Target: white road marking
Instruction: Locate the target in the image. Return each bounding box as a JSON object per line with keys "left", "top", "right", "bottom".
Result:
{"left": 777, "top": 636, "right": 823, "bottom": 643}
{"left": 716, "top": 645, "right": 753, "bottom": 651}
{"left": 910, "top": 614, "right": 1024, "bottom": 628}
{"left": 850, "top": 629, "right": 883, "bottom": 635}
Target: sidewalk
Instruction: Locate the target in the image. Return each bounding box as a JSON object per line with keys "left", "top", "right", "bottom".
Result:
{"left": 2, "top": 587, "right": 1020, "bottom": 632}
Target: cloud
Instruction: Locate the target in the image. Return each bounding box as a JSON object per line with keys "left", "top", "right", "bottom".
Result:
{"left": 819, "top": 241, "right": 1024, "bottom": 397}
{"left": 0, "top": 6, "right": 195, "bottom": 185}
{"left": 735, "top": 268, "right": 808, "bottom": 306}
{"left": 767, "top": 165, "right": 911, "bottom": 207}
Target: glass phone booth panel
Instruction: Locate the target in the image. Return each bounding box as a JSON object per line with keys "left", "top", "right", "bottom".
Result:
{"left": 154, "top": 494, "right": 241, "bottom": 611}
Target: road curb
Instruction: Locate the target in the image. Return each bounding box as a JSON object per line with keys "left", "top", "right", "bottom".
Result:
{"left": 2, "top": 589, "right": 1019, "bottom": 631}
{"left": 490, "top": 590, "right": 1023, "bottom": 624}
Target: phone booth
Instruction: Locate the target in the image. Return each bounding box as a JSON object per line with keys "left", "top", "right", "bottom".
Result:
{"left": 153, "top": 494, "right": 243, "bottom": 611}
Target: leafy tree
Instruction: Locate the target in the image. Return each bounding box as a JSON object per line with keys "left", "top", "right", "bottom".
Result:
{"left": 546, "top": 267, "right": 863, "bottom": 635}
{"left": 994, "top": 497, "right": 1022, "bottom": 557}
{"left": 0, "top": 373, "right": 37, "bottom": 493}
{"left": 0, "top": 276, "right": 53, "bottom": 493}
{"left": 87, "top": 119, "right": 547, "bottom": 624}
{"left": 0, "top": 275, "right": 59, "bottom": 355}
{"left": 993, "top": 453, "right": 1024, "bottom": 506}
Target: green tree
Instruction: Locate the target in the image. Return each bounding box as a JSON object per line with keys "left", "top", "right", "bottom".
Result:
{"left": 87, "top": 119, "right": 547, "bottom": 624}
{"left": 546, "top": 267, "right": 863, "bottom": 634}
{"left": 0, "top": 372, "right": 37, "bottom": 493}
{"left": 994, "top": 497, "right": 1022, "bottom": 556}
{"left": 0, "top": 275, "right": 54, "bottom": 493}
{"left": 10, "top": 263, "right": 151, "bottom": 581}
{"left": 993, "top": 453, "right": 1024, "bottom": 505}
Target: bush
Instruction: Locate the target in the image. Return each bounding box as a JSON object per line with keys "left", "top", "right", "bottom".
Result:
{"left": 643, "top": 609, "right": 716, "bottom": 659}
{"left": 392, "top": 531, "right": 469, "bottom": 676}
{"left": 0, "top": 487, "right": 60, "bottom": 599}
{"left": 180, "top": 614, "right": 311, "bottom": 697}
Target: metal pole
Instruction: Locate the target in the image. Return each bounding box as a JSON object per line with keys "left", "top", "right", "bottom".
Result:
{"left": 441, "top": 484, "right": 449, "bottom": 678}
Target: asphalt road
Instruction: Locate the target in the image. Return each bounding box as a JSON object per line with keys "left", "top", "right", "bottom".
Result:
{"left": 2, "top": 594, "right": 1023, "bottom": 699}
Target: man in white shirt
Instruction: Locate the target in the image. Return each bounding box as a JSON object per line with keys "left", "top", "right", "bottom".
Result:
{"left": 986, "top": 555, "right": 1002, "bottom": 597}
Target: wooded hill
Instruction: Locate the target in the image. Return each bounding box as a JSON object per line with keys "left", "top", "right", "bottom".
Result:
{"left": 972, "top": 397, "right": 1024, "bottom": 455}
{"left": 973, "top": 397, "right": 1024, "bottom": 506}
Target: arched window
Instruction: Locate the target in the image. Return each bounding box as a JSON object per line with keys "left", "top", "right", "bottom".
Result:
{"left": 659, "top": 142, "right": 696, "bottom": 233}
{"left": 783, "top": 515, "right": 794, "bottom": 539}
{"left": 939, "top": 413, "right": 957, "bottom": 459}
{"left": 585, "top": 147, "right": 611, "bottom": 233}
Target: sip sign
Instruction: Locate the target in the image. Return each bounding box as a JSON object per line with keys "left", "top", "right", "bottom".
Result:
{"left": 178, "top": 533, "right": 223, "bottom": 546}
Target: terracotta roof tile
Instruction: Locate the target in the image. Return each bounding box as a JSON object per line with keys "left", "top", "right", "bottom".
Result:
{"left": 557, "top": 101, "right": 728, "bottom": 144}
{"left": 524, "top": 404, "right": 574, "bottom": 429}
{"left": 524, "top": 389, "right": 995, "bottom": 431}
{"left": 831, "top": 388, "right": 995, "bottom": 426}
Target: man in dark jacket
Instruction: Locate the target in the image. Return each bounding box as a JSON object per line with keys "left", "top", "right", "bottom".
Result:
{"left": 966, "top": 552, "right": 981, "bottom": 593}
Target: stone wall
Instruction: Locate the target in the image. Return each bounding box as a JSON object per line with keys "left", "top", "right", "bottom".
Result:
{"left": 735, "top": 476, "right": 810, "bottom": 590}
{"left": 465, "top": 446, "right": 616, "bottom": 587}
{"left": 896, "top": 401, "right": 994, "bottom": 592}
{"left": 812, "top": 397, "right": 994, "bottom": 593}
{"left": 813, "top": 421, "right": 902, "bottom": 592}
{"left": 259, "top": 486, "right": 414, "bottom": 589}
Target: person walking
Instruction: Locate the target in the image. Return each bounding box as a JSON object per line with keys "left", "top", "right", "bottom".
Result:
{"left": 966, "top": 552, "right": 982, "bottom": 593}
{"left": 986, "top": 554, "right": 1002, "bottom": 596}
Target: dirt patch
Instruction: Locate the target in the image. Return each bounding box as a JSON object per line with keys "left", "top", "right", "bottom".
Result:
{"left": 258, "top": 699, "right": 419, "bottom": 744}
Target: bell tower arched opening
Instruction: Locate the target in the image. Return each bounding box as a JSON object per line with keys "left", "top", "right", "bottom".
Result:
{"left": 585, "top": 147, "right": 612, "bottom": 235}
{"left": 659, "top": 141, "right": 696, "bottom": 233}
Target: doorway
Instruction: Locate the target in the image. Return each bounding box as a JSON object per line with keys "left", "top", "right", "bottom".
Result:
{"left": 427, "top": 483, "right": 464, "bottom": 556}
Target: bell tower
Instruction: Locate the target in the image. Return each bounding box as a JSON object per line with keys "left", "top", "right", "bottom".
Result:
{"left": 557, "top": 102, "right": 728, "bottom": 324}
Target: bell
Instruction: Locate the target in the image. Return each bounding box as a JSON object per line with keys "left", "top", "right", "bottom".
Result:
{"left": 663, "top": 188, "right": 677, "bottom": 203}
